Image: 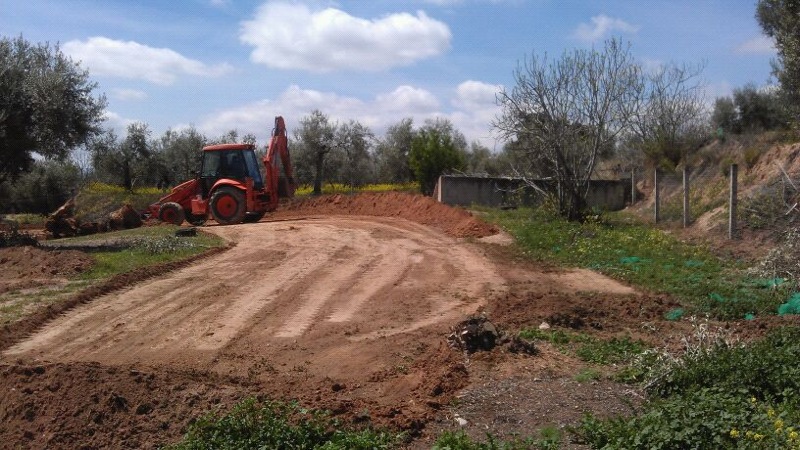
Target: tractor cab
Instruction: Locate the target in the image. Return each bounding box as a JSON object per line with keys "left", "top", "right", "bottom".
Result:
{"left": 199, "top": 144, "right": 263, "bottom": 197}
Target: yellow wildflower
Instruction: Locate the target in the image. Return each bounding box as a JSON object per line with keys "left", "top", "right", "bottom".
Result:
{"left": 730, "top": 429, "right": 740, "bottom": 438}
{"left": 754, "top": 433, "right": 764, "bottom": 441}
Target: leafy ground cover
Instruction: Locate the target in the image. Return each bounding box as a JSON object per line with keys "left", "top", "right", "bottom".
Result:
{"left": 575, "top": 325, "right": 800, "bottom": 449}
{"left": 165, "top": 398, "right": 400, "bottom": 450}
{"left": 484, "top": 206, "right": 794, "bottom": 320}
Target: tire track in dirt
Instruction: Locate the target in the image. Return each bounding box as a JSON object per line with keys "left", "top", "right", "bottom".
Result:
{"left": 3, "top": 217, "right": 505, "bottom": 372}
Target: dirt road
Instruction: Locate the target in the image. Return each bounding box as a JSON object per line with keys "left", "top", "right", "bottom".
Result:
{"left": 2, "top": 205, "right": 649, "bottom": 448}
{"left": 6, "top": 217, "right": 503, "bottom": 364}
{"left": 3, "top": 217, "right": 509, "bottom": 432}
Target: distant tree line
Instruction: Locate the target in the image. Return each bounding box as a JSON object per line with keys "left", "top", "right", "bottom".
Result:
{"left": 3, "top": 0, "right": 800, "bottom": 220}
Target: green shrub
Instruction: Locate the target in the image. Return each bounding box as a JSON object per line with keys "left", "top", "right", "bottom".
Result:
{"left": 165, "top": 398, "right": 398, "bottom": 450}
{"left": 743, "top": 146, "right": 762, "bottom": 169}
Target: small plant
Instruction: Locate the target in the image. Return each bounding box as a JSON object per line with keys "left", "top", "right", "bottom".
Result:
{"left": 743, "top": 146, "right": 762, "bottom": 168}
{"left": 574, "top": 368, "right": 602, "bottom": 382}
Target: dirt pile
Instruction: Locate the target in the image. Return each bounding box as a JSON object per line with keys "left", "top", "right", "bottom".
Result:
{"left": 0, "top": 362, "right": 257, "bottom": 449}
{"left": 274, "top": 192, "right": 498, "bottom": 238}
{"left": 0, "top": 246, "right": 94, "bottom": 294}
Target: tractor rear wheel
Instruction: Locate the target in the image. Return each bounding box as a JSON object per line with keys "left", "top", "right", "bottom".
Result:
{"left": 186, "top": 213, "right": 207, "bottom": 226}
{"left": 210, "top": 187, "right": 246, "bottom": 225}
{"left": 158, "top": 202, "right": 185, "bottom": 225}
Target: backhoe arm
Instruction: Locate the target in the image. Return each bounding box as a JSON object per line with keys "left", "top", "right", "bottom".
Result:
{"left": 263, "top": 116, "right": 296, "bottom": 204}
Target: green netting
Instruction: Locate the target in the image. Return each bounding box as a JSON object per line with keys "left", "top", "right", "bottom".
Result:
{"left": 683, "top": 260, "right": 704, "bottom": 268}
{"left": 709, "top": 293, "right": 726, "bottom": 303}
{"left": 744, "top": 313, "right": 756, "bottom": 321}
{"left": 778, "top": 293, "right": 800, "bottom": 316}
{"left": 620, "top": 256, "right": 640, "bottom": 264}
{"left": 665, "top": 308, "right": 684, "bottom": 321}
{"left": 753, "top": 278, "right": 786, "bottom": 289}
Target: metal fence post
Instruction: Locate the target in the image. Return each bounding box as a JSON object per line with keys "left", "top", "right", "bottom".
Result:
{"left": 683, "top": 166, "right": 691, "bottom": 228}
{"left": 631, "top": 168, "right": 636, "bottom": 205}
{"left": 654, "top": 169, "right": 660, "bottom": 223}
{"left": 729, "top": 164, "right": 738, "bottom": 239}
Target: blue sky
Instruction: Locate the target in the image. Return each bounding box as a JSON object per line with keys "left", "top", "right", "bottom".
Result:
{"left": 2, "top": 0, "right": 776, "bottom": 150}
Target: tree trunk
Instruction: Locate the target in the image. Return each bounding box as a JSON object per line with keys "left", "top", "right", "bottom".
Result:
{"left": 313, "top": 149, "right": 325, "bottom": 196}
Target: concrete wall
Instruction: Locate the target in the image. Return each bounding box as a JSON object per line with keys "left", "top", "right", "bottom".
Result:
{"left": 435, "top": 175, "right": 630, "bottom": 211}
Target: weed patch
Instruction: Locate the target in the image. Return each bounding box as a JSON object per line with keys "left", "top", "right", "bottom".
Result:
{"left": 165, "top": 398, "right": 399, "bottom": 449}
{"left": 574, "top": 326, "right": 800, "bottom": 449}
{"left": 484, "top": 207, "right": 790, "bottom": 319}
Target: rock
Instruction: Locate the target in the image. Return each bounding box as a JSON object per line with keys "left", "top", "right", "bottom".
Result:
{"left": 448, "top": 316, "right": 501, "bottom": 353}
{"left": 108, "top": 204, "right": 142, "bottom": 230}
{"left": 455, "top": 416, "right": 468, "bottom": 426}
{"left": 538, "top": 321, "right": 550, "bottom": 330}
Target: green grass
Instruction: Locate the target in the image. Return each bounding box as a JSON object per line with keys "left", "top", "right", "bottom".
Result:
{"left": 164, "top": 398, "right": 399, "bottom": 450}
{"left": 483, "top": 207, "right": 792, "bottom": 320}
{"left": 75, "top": 226, "right": 225, "bottom": 280}
{"left": 519, "top": 328, "right": 648, "bottom": 368}
{"left": 574, "top": 326, "right": 800, "bottom": 449}
{"left": 0, "top": 280, "right": 92, "bottom": 325}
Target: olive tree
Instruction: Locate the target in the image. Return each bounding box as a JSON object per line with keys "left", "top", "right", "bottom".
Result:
{"left": 0, "top": 35, "right": 106, "bottom": 183}
{"left": 757, "top": 0, "right": 800, "bottom": 123}
{"left": 374, "top": 118, "right": 415, "bottom": 183}
{"left": 293, "top": 110, "right": 336, "bottom": 195}
{"left": 495, "top": 38, "right": 643, "bottom": 220}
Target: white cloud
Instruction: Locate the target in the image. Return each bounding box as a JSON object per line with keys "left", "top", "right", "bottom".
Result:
{"left": 375, "top": 86, "right": 440, "bottom": 113}
{"left": 101, "top": 110, "right": 135, "bottom": 133}
{"left": 452, "top": 80, "right": 501, "bottom": 109}
{"left": 239, "top": 2, "right": 452, "bottom": 72}
{"left": 63, "top": 37, "right": 233, "bottom": 85}
{"left": 196, "top": 83, "right": 502, "bottom": 148}
{"left": 572, "top": 14, "right": 639, "bottom": 43}
{"left": 736, "top": 35, "right": 775, "bottom": 55}
{"left": 111, "top": 88, "right": 148, "bottom": 101}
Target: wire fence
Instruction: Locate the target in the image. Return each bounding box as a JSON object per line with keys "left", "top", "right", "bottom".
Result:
{"left": 631, "top": 162, "right": 800, "bottom": 240}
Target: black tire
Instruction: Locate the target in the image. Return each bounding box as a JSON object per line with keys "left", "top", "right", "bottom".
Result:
{"left": 242, "top": 211, "right": 265, "bottom": 223}
{"left": 186, "top": 213, "right": 207, "bottom": 226}
{"left": 210, "top": 186, "right": 246, "bottom": 225}
{"left": 158, "top": 202, "right": 185, "bottom": 225}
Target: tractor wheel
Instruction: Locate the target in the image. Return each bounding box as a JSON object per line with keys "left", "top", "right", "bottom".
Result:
{"left": 210, "top": 187, "right": 246, "bottom": 225}
{"left": 186, "top": 213, "right": 207, "bottom": 226}
{"left": 242, "top": 211, "right": 265, "bottom": 223}
{"left": 158, "top": 202, "right": 185, "bottom": 225}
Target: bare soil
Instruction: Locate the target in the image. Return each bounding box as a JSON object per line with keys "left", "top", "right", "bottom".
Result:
{"left": 0, "top": 192, "right": 743, "bottom": 449}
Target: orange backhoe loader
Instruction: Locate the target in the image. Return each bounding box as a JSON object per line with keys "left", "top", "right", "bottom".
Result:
{"left": 145, "top": 116, "right": 295, "bottom": 226}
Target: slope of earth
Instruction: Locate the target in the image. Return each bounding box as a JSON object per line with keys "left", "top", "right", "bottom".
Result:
{"left": 0, "top": 193, "right": 662, "bottom": 449}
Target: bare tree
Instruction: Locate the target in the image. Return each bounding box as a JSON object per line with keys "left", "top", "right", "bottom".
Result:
{"left": 495, "top": 38, "right": 644, "bottom": 220}
{"left": 630, "top": 62, "right": 708, "bottom": 169}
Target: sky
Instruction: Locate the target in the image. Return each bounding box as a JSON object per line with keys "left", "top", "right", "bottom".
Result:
{"left": 1, "top": 0, "right": 777, "bottom": 151}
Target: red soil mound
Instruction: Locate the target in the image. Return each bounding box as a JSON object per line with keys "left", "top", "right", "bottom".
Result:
{"left": 274, "top": 191, "right": 498, "bottom": 238}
